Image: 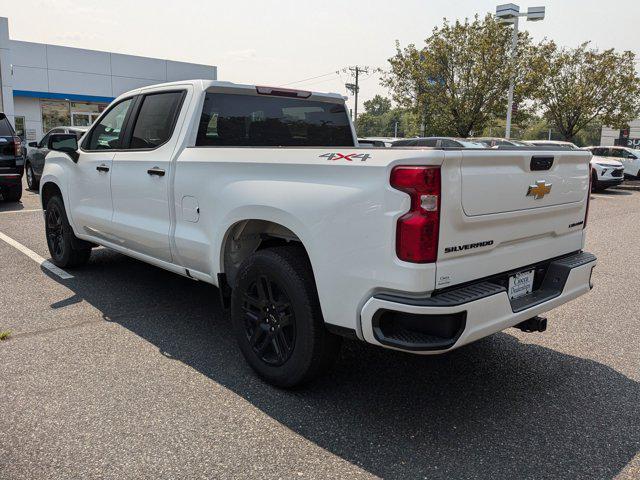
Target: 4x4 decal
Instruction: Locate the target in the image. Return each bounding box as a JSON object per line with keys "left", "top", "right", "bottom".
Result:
{"left": 319, "top": 153, "right": 371, "bottom": 162}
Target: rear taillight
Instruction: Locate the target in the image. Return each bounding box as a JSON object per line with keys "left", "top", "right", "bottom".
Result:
{"left": 584, "top": 165, "right": 592, "bottom": 229}
{"left": 12, "top": 136, "right": 21, "bottom": 157}
{"left": 390, "top": 166, "right": 441, "bottom": 263}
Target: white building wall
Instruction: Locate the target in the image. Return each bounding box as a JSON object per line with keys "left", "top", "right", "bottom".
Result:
{"left": 13, "top": 96, "right": 41, "bottom": 140}
{"left": 9, "top": 38, "right": 217, "bottom": 99}
{"left": 600, "top": 119, "right": 640, "bottom": 146}
{"left": 0, "top": 18, "right": 15, "bottom": 123}
{"left": 1, "top": 15, "right": 217, "bottom": 140}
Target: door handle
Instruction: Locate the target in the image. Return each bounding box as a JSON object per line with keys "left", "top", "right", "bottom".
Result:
{"left": 147, "top": 167, "right": 165, "bottom": 177}
{"left": 96, "top": 164, "right": 110, "bottom": 172}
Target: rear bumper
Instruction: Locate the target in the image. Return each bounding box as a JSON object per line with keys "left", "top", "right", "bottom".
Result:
{"left": 360, "top": 251, "right": 596, "bottom": 353}
{"left": 0, "top": 172, "right": 23, "bottom": 188}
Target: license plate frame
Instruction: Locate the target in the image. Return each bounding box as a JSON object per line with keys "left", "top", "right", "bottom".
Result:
{"left": 508, "top": 269, "right": 535, "bottom": 300}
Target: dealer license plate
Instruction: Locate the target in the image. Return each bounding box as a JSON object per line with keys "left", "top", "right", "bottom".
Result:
{"left": 508, "top": 269, "right": 535, "bottom": 300}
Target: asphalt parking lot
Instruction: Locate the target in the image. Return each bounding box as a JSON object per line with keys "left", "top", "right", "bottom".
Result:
{"left": 0, "top": 183, "right": 638, "bottom": 480}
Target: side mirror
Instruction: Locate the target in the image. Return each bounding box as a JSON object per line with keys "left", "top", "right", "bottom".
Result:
{"left": 28, "top": 141, "right": 38, "bottom": 147}
{"left": 48, "top": 133, "right": 79, "bottom": 162}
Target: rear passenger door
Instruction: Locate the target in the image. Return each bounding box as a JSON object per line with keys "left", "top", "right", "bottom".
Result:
{"left": 109, "top": 88, "right": 188, "bottom": 263}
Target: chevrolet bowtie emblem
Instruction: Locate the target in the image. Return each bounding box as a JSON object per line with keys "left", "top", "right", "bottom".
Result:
{"left": 527, "top": 180, "right": 552, "bottom": 199}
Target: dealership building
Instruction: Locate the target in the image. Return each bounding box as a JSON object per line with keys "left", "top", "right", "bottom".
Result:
{"left": 600, "top": 120, "right": 640, "bottom": 149}
{"left": 0, "top": 17, "right": 217, "bottom": 142}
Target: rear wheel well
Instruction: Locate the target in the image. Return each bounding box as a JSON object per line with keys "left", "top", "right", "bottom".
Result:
{"left": 222, "top": 220, "right": 310, "bottom": 287}
{"left": 41, "top": 182, "right": 62, "bottom": 210}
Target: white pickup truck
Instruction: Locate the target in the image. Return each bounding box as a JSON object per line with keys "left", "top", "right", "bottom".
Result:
{"left": 41, "top": 80, "right": 596, "bottom": 387}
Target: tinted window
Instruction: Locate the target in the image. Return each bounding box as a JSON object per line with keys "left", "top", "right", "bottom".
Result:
{"left": 0, "top": 117, "right": 14, "bottom": 136}
{"left": 130, "top": 92, "right": 184, "bottom": 149}
{"left": 610, "top": 149, "right": 623, "bottom": 158}
{"left": 416, "top": 138, "right": 438, "bottom": 147}
{"left": 391, "top": 139, "right": 414, "bottom": 147}
{"left": 39, "top": 132, "right": 51, "bottom": 149}
{"left": 85, "top": 98, "right": 133, "bottom": 150}
{"left": 440, "top": 139, "right": 460, "bottom": 148}
{"left": 196, "top": 93, "right": 354, "bottom": 147}
{"left": 70, "top": 130, "right": 85, "bottom": 140}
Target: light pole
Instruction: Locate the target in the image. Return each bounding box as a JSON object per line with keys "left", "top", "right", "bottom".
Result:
{"left": 496, "top": 3, "right": 545, "bottom": 138}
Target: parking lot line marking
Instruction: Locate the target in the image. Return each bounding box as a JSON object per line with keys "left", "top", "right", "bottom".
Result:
{"left": 0, "top": 208, "right": 43, "bottom": 214}
{"left": 0, "top": 231, "right": 73, "bottom": 280}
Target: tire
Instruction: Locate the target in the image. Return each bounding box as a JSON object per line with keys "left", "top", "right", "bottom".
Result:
{"left": 25, "top": 163, "right": 39, "bottom": 191}
{"left": 230, "top": 245, "right": 342, "bottom": 388}
{"left": 3, "top": 186, "right": 22, "bottom": 202}
{"left": 45, "top": 195, "right": 92, "bottom": 268}
{"left": 591, "top": 172, "right": 601, "bottom": 192}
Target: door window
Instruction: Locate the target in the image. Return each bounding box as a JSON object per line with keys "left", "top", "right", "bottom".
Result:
{"left": 84, "top": 98, "right": 133, "bottom": 150}
{"left": 38, "top": 132, "right": 51, "bottom": 149}
{"left": 416, "top": 138, "right": 438, "bottom": 147}
{"left": 440, "top": 139, "right": 460, "bottom": 148}
{"left": 129, "top": 91, "right": 184, "bottom": 149}
{"left": 610, "top": 149, "right": 623, "bottom": 158}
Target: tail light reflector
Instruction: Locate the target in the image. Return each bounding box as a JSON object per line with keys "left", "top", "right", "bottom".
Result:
{"left": 390, "top": 166, "right": 441, "bottom": 263}
{"left": 13, "top": 136, "right": 21, "bottom": 157}
{"left": 584, "top": 165, "right": 592, "bottom": 229}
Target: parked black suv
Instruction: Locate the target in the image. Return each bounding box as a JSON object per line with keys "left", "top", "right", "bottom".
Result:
{"left": 0, "top": 113, "right": 24, "bottom": 202}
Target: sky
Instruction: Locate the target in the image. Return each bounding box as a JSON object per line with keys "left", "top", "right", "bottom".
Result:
{"left": 3, "top": 0, "right": 640, "bottom": 114}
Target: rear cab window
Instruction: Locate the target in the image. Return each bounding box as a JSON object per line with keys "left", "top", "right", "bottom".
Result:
{"left": 0, "top": 115, "right": 15, "bottom": 137}
{"left": 196, "top": 92, "right": 354, "bottom": 147}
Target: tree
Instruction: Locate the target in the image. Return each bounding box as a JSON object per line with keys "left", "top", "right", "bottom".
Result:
{"left": 363, "top": 95, "right": 392, "bottom": 116}
{"left": 356, "top": 95, "right": 418, "bottom": 137}
{"left": 533, "top": 42, "right": 640, "bottom": 142}
{"left": 382, "top": 14, "right": 543, "bottom": 137}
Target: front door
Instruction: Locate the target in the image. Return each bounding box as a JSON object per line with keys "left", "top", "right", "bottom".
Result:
{"left": 109, "top": 89, "right": 187, "bottom": 262}
{"left": 68, "top": 97, "right": 135, "bottom": 240}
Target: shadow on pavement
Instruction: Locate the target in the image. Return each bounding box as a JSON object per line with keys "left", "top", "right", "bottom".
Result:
{"left": 44, "top": 248, "right": 640, "bottom": 480}
{"left": 0, "top": 199, "right": 25, "bottom": 212}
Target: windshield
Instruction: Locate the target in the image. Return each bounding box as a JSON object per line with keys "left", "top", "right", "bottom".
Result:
{"left": 196, "top": 92, "right": 354, "bottom": 147}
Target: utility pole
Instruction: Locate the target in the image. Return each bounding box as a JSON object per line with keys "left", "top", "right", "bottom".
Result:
{"left": 343, "top": 66, "right": 369, "bottom": 131}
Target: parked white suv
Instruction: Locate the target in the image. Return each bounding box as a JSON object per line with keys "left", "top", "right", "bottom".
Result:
{"left": 589, "top": 146, "right": 640, "bottom": 178}
{"left": 585, "top": 147, "right": 625, "bottom": 190}
{"left": 39, "top": 80, "right": 596, "bottom": 387}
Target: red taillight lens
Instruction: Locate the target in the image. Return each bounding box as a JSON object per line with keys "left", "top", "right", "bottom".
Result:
{"left": 13, "top": 136, "right": 21, "bottom": 157}
{"left": 390, "top": 166, "right": 441, "bottom": 263}
{"left": 584, "top": 165, "right": 592, "bottom": 229}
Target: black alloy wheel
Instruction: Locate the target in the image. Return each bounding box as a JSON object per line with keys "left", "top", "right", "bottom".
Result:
{"left": 46, "top": 203, "right": 65, "bottom": 258}
{"left": 242, "top": 274, "right": 296, "bottom": 366}
{"left": 26, "top": 164, "right": 37, "bottom": 190}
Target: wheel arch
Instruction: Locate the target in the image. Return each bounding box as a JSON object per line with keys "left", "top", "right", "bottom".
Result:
{"left": 220, "top": 218, "right": 312, "bottom": 288}
{"left": 40, "top": 181, "right": 63, "bottom": 210}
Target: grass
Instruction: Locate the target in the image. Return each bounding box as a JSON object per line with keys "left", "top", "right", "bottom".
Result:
{"left": 0, "top": 330, "right": 12, "bottom": 341}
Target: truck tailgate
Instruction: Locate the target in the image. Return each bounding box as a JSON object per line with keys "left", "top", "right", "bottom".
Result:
{"left": 461, "top": 150, "right": 586, "bottom": 215}
{"left": 436, "top": 149, "right": 591, "bottom": 289}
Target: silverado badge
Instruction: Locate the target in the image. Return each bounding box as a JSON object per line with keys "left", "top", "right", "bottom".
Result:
{"left": 526, "top": 180, "right": 552, "bottom": 199}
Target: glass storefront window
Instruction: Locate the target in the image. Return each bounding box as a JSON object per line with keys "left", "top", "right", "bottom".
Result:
{"left": 14, "top": 116, "right": 25, "bottom": 139}
{"left": 40, "top": 100, "right": 109, "bottom": 132}
{"left": 41, "top": 100, "right": 70, "bottom": 133}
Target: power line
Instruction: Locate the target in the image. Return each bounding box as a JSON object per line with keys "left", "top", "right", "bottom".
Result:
{"left": 280, "top": 71, "right": 339, "bottom": 87}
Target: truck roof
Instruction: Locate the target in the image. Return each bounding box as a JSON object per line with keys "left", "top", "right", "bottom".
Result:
{"left": 119, "top": 79, "right": 346, "bottom": 103}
